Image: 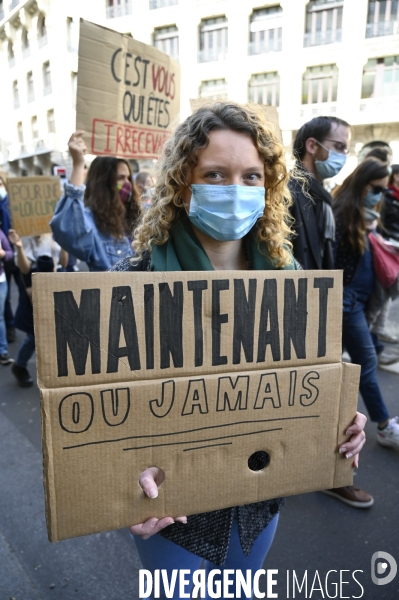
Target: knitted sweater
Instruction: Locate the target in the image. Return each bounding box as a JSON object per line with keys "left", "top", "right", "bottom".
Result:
{"left": 111, "top": 255, "right": 283, "bottom": 566}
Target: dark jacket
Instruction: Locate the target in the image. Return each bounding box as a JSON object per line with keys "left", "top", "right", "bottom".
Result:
{"left": 111, "top": 254, "right": 283, "bottom": 566}
{"left": 289, "top": 173, "right": 335, "bottom": 270}
{"left": 380, "top": 186, "right": 399, "bottom": 242}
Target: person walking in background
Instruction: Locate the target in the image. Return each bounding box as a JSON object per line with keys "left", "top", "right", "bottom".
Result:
{"left": 0, "top": 227, "right": 14, "bottom": 365}
{"left": 366, "top": 163, "right": 399, "bottom": 348}
{"left": 51, "top": 131, "right": 140, "bottom": 271}
{"left": 381, "top": 164, "right": 399, "bottom": 244}
{"left": 333, "top": 159, "right": 399, "bottom": 451}
{"left": 135, "top": 170, "right": 153, "bottom": 210}
{"left": 289, "top": 115, "right": 350, "bottom": 271}
{"left": 7, "top": 230, "right": 68, "bottom": 387}
{"left": 0, "top": 174, "right": 22, "bottom": 344}
{"left": 289, "top": 116, "right": 374, "bottom": 508}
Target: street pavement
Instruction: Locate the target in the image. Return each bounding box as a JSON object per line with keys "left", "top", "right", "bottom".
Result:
{"left": 0, "top": 280, "right": 398, "bottom": 600}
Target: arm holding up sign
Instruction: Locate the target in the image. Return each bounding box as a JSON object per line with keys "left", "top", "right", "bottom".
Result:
{"left": 8, "top": 229, "right": 31, "bottom": 274}
{"left": 50, "top": 132, "right": 139, "bottom": 271}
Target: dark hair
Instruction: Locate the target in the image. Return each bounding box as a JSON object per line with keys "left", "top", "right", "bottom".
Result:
{"left": 84, "top": 156, "right": 140, "bottom": 237}
{"left": 364, "top": 147, "right": 390, "bottom": 164}
{"left": 293, "top": 116, "right": 350, "bottom": 161}
{"left": 333, "top": 158, "right": 389, "bottom": 254}
{"left": 389, "top": 164, "right": 399, "bottom": 185}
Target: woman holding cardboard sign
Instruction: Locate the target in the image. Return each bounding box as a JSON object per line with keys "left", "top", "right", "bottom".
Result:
{"left": 112, "top": 102, "right": 367, "bottom": 599}
{"left": 50, "top": 132, "right": 141, "bottom": 271}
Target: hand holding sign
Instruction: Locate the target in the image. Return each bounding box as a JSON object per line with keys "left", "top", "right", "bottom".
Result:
{"left": 130, "top": 467, "right": 187, "bottom": 539}
{"left": 68, "top": 131, "right": 87, "bottom": 187}
{"left": 68, "top": 130, "right": 87, "bottom": 165}
{"left": 8, "top": 228, "right": 22, "bottom": 248}
{"left": 340, "top": 411, "right": 367, "bottom": 468}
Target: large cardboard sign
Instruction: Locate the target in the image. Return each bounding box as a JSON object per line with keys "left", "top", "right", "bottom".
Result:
{"left": 33, "top": 270, "right": 360, "bottom": 542}
{"left": 76, "top": 20, "right": 180, "bottom": 160}
{"left": 7, "top": 176, "right": 62, "bottom": 237}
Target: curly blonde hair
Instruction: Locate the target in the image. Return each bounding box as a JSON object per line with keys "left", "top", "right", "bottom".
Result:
{"left": 132, "top": 101, "right": 296, "bottom": 267}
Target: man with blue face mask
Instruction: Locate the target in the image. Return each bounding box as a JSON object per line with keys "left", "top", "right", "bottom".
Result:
{"left": 289, "top": 117, "right": 376, "bottom": 510}
{"left": 289, "top": 116, "right": 350, "bottom": 270}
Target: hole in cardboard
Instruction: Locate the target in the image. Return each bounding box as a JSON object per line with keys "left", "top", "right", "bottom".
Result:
{"left": 248, "top": 451, "right": 270, "bottom": 471}
{"left": 138, "top": 466, "right": 165, "bottom": 491}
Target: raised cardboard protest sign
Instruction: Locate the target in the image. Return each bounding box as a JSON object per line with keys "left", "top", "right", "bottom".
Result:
{"left": 76, "top": 20, "right": 180, "bottom": 160}
{"left": 7, "top": 176, "right": 62, "bottom": 237}
{"left": 33, "top": 270, "right": 360, "bottom": 542}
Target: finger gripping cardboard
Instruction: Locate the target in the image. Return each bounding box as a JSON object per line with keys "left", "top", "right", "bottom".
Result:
{"left": 32, "top": 270, "right": 360, "bottom": 542}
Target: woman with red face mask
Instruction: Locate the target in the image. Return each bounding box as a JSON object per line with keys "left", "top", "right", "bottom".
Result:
{"left": 51, "top": 131, "right": 140, "bottom": 271}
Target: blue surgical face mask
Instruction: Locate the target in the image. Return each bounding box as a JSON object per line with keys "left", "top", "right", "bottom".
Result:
{"left": 188, "top": 184, "right": 265, "bottom": 241}
{"left": 314, "top": 142, "right": 347, "bottom": 180}
{"left": 364, "top": 190, "right": 382, "bottom": 207}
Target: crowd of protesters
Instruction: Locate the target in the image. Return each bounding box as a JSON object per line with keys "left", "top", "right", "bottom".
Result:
{"left": 1, "top": 102, "right": 398, "bottom": 599}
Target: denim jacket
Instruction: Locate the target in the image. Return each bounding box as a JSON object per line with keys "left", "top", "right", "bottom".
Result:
{"left": 50, "top": 182, "right": 133, "bottom": 271}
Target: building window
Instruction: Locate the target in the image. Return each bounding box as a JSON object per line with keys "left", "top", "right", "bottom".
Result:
{"left": 149, "top": 0, "right": 178, "bottom": 9}
{"left": 199, "top": 79, "right": 228, "bottom": 100}
{"left": 0, "top": 1, "right": 4, "bottom": 20}
{"left": 362, "top": 56, "right": 399, "bottom": 97}
{"left": 38, "top": 14, "right": 48, "bottom": 47}
{"left": 17, "top": 121, "right": 24, "bottom": 143}
{"left": 302, "top": 64, "right": 338, "bottom": 104}
{"left": 27, "top": 71, "right": 34, "bottom": 103}
{"left": 249, "top": 6, "right": 283, "bottom": 55}
{"left": 67, "top": 17, "right": 78, "bottom": 53}
{"left": 13, "top": 80, "right": 20, "bottom": 109}
{"left": 31, "top": 116, "right": 39, "bottom": 141}
{"left": 43, "top": 62, "right": 52, "bottom": 95}
{"left": 366, "top": 0, "right": 399, "bottom": 37}
{"left": 199, "top": 17, "right": 228, "bottom": 63}
{"left": 304, "top": 0, "right": 343, "bottom": 47}
{"left": 106, "top": 0, "right": 133, "bottom": 19}
{"left": 21, "top": 28, "right": 30, "bottom": 58}
{"left": 8, "top": 41, "right": 15, "bottom": 67}
{"left": 153, "top": 26, "right": 179, "bottom": 60}
{"left": 47, "top": 109, "right": 55, "bottom": 134}
{"left": 248, "top": 72, "right": 280, "bottom": 106}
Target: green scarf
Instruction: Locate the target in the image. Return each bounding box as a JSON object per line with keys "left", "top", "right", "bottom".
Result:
{"left": 151, "top": 214, "right": 296, "bottom": 272}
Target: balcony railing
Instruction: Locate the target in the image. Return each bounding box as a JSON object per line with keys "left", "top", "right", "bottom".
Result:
{"left": 106, "top": 0, "right": 133, "bottom": 18}
{"left": 198, "top": 48, "right": 228, "bottom": 63}
{"left": 300, "top": 102, "right": 337, "bottom": 120}
{"left": 38, "top": 33, "right": 48, "bottom": 48}
{"left": 304, "top": 28, "right": 342, "bottom": 47}
{"left": 366, "top": 20, "right": 399, "bottom": 38}
{"left": 249, "top": 37, "right": 282, "bottom": 55}
{"left": 22, "top": 46, "right": 30, "bottom": 59}
{"left": 149, "top": 0, "right": 177, "bottom": 9}
{"left": 43, "top": 84, "right": 52, "bottom": 96}
{"left": 27, "top": 92, "right": 35, "bottom": 103}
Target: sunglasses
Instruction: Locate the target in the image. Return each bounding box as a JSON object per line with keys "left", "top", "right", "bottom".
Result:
{"left": 370, "top": 185, "right": 385, "bottom": 195}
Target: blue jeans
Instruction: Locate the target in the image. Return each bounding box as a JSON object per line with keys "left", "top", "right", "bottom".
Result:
{"left": 15, "top": 333, "right": 35, "bottom": 368}
{"left": 342, "top": 246, "right": 390, "bottom": 424}
{"left": 133, "top": 514, "right": 279, "bottom": 599}
{"left": 0, "top": 280, "right": 8, "bottom": 354}
{"left": 343, "top": 306, "right": 389, "bottom": 423}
